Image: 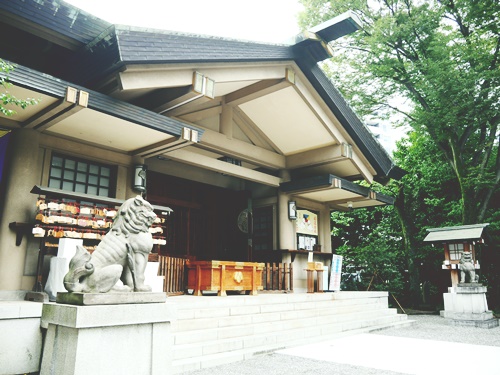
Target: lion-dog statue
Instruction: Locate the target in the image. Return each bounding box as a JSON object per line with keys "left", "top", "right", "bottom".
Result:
{"left": 64, "top": 195, "right": 157, "bottom": 293}
{"left": 459, "top": 250, "right": 479, "bottom": 284}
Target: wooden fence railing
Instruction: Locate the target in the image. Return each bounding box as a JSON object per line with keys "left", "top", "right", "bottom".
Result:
{"left": 158, "top": 255, "right": 187, "bottom": 295}
{"left": 157, "top": 257, "right": 293, "bottom": 294}
{"left": 262, "top": 262, "right": 293, "bottom": 292}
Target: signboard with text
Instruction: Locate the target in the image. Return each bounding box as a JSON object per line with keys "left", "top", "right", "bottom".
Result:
{"left": 295, "top": 210, "right": 318, "bottom": 236}
{"left": 328, "top": 254, "right": 343, "bottom": 291}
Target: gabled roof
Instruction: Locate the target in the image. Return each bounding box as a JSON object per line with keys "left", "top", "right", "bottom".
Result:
{"left": 423, "top": 224, "right": 490, "bottom": 243}
{"left": 66, "top": 26, "right": 296, "bottom": 88}
{"left": 0, "top": 0, "right": 404, "bottom": 187}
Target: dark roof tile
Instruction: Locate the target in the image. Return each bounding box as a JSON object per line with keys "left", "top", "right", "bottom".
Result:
{"left": 0, "top": 0, "right": 110, "bottom": 46}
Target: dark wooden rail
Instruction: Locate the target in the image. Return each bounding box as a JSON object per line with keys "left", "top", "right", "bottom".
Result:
{"left": 158, "top": 255, "right": 187, "bottom": 295}
{"left": 262, "top": 262, "right": 293, "bottom": 292}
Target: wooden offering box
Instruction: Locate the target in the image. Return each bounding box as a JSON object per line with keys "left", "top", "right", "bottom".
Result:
{"left": 186, "top": 260, "right": 264, "bottom": 296}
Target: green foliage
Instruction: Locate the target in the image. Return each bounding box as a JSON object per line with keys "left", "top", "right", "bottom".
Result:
{"left": 332, "top": 204, "right": 407, "bottom": 301}
{"left": 300, "top": 0, "right": 500, "bottom": 308}
{"left": 299, "top": 0, "right": 500, "bottom": 224}
{"left": 0, "top": 59, "right": 38, "bottom": 116}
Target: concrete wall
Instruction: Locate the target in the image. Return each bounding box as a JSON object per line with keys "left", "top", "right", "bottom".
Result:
{"left": 0, "top": 131, "right": 137, "bottom": 291}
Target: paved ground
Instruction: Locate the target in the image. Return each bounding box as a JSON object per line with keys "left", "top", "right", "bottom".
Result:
{"left": 181, "top": 315, "right": 500, "bottom": 375}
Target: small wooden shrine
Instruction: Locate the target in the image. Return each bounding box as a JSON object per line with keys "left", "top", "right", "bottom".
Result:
{"left": 423, "top": 223, "right": 489, "bottom": 287}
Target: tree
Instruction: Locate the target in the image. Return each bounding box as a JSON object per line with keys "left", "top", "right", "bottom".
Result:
{"left": 331, "top": 204, "right": 408, "bottom": 303}
{"left": 1, "top": 59, "right": 38, "bottom": 116}
{"left": 299, "top": 0, "right": 500, "bottom": 225}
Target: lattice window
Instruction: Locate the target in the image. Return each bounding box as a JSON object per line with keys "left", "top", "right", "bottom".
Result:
{"left": 449, "top": 243, "right": 464, "bottom": 261}
{"left": 48, "top": 154, "right": 116, "bottom": 197}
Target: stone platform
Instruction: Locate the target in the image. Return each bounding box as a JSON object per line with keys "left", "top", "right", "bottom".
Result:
{"left": 40, "top": 301, "right": 175, "bottom": 375}
{"left": 56, "top": 291, "right": 167, "bottom": 305}
{"left": 442, "top": 283, "right": 499, "bottom": 328}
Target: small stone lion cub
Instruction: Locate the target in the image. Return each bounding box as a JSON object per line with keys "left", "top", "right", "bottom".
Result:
{"left": 64, "top": 195, "right": 157, "bottom": 293}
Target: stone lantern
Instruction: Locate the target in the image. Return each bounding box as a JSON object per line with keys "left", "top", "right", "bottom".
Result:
{"left": 424, "top": 223, "right": 498, "bottom": 328}
{"left": 424, "top": 224, "right": 486, "bottom": 287}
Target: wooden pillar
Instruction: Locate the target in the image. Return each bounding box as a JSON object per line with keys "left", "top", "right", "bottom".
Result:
{"left": 316, "top": 270, "right": 324, "bottom": 292}
{"left": 219, "top": 264, "right": 226, "bottom": 296}
{"left": 306, "top": 270, "right": 314, "bottom": 293}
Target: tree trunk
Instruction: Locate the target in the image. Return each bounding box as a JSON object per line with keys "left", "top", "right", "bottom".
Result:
{"left": 394, "top": 183, "right": 421, "bottom": 308}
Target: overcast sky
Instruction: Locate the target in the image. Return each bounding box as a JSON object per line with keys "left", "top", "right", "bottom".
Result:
{"left": 64, "top": 0, "right": 304, "bottom": 44}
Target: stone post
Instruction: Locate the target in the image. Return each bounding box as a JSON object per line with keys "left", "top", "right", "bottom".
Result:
{"left": 0, "top": 129, "right": 41, "bottom": 290}
{"left": 40, "top": 301, "right": 175, "bottom": 374}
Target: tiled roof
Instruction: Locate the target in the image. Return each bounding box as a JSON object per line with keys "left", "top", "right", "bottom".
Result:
{"left": 0, "top": 0, "right": 110, "bottom": 46}
{"left": 4, "top": 63, "right": 204, "bottom": 138}
{"left": 115, "top": 27, "right": 295, "bottom": 63}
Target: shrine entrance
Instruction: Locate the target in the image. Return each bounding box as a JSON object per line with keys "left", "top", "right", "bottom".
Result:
{"left": 147, "top": 171, "right": 250, "bottom": 262}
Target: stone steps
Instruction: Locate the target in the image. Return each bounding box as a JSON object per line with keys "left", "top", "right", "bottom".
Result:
{"left": 168, "top": 292, "right": 413, "bottom": 373}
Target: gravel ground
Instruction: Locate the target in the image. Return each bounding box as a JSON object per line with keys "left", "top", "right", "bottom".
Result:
{"left": 180, "top": 315, "right": 500, "bottom": 375}
{"left": 374, "top": 314, "right": 500, "bottom": 347}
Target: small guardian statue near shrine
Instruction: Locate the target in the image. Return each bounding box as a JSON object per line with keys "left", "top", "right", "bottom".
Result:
{"left": 459, "top": 249, "right": 479, "bottom": 284}
{"left": 63, "top": 195, "right": 157, "bottom": 293}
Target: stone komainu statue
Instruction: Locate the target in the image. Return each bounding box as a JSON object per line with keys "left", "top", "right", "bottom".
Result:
{"left": 64, "top": 196, "right": 157, "bottom": 293}
{"left": 459, "top": 250, "right": 479, "bottom": 284}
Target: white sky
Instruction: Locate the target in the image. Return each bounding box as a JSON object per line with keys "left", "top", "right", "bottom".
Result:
{"left": 63, "top": 0, "right": 406, "bottom": 152}
{"left": 64, "top": 0, "right": 304, "bottom": 44}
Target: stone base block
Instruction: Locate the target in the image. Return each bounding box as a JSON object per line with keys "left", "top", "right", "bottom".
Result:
{"left": 0, "top": 300, "right": 43, "bottom": 375}
{"left": 456, "top": 283, "right": 487, "bottom": 293}
{"left": 442, "top": 310, "right": 494, "bottom": 321}
{"left": 447, "top": 318, "right": 499, "bottom": 328}
{"left": 442, "top": 287, "right": 499, "bottom": 329}
{"left": 56, "top": 291, "right": 167, "bottom": 305}
{"left": 40, "top": 302, "right": 175, "bottom": 375}
{"left": 443, "top": 291, "right": 489, "bottom": 314}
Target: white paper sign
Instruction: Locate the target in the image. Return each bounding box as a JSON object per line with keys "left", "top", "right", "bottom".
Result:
{"left": 328, "top": 254, "right": 343, "bottom": 291}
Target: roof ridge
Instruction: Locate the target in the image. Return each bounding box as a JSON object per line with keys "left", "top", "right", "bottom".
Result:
{"left": 113, "top": 24, "right": 290, "bottom": 46}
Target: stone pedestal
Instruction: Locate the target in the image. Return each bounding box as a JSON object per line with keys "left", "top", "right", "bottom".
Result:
{"left": 40, "top": 300, "right": 175, "bottom": 374}
{"left": 442, "top": 283, "right": 499, "bottom": 328}
{"left": 0, "top": 298, "right": 43, "bottom": 375}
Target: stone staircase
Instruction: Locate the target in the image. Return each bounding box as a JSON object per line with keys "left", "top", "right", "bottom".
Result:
{"left": 168, "top": 291, "right": 414, "bottom": 373}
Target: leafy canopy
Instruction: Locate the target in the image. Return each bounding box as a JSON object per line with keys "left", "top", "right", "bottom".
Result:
{"left": 299, "top": 0, "right": 500, "bottom": 224}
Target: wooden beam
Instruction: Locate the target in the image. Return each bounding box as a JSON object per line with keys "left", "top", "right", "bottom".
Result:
{"left": 233, "top": 108, "right": 281, "bottom": 152}
{"left": 287, "top": 143, "right": 352, "bottom": 169}
{"left": 34, "top": 90, "right": 88, "bottom": 131}
{"left": 198, "top": 128, "right": 285, "bottom": 170}
{"left": 164, "top": 148, "right": 282, "bottom": 187}
{"left": 225, "top": 79, "right": 292, "bottom": 107}
{"left": 176, "top": 105, "right": 222, "bottom": 123}
{"left": 220, "top": 105, "right": 233, "bottom": 139}
{"left": 118, "top": 70, "right": 194, "bottom": 91}
{"left": 167, "top": 98, "right": 223, "bottom": 118}
{"left": 23, "top": 87, "right": 78, "bottom": 129}
{"left": 131, "top": 136, "right": 189, "bottom": 158}
{"left": 132, "top": 126, "right": 199, "bottom": 158}
{"left": 131, "top": 86, "right": 192, "bottom": 111}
